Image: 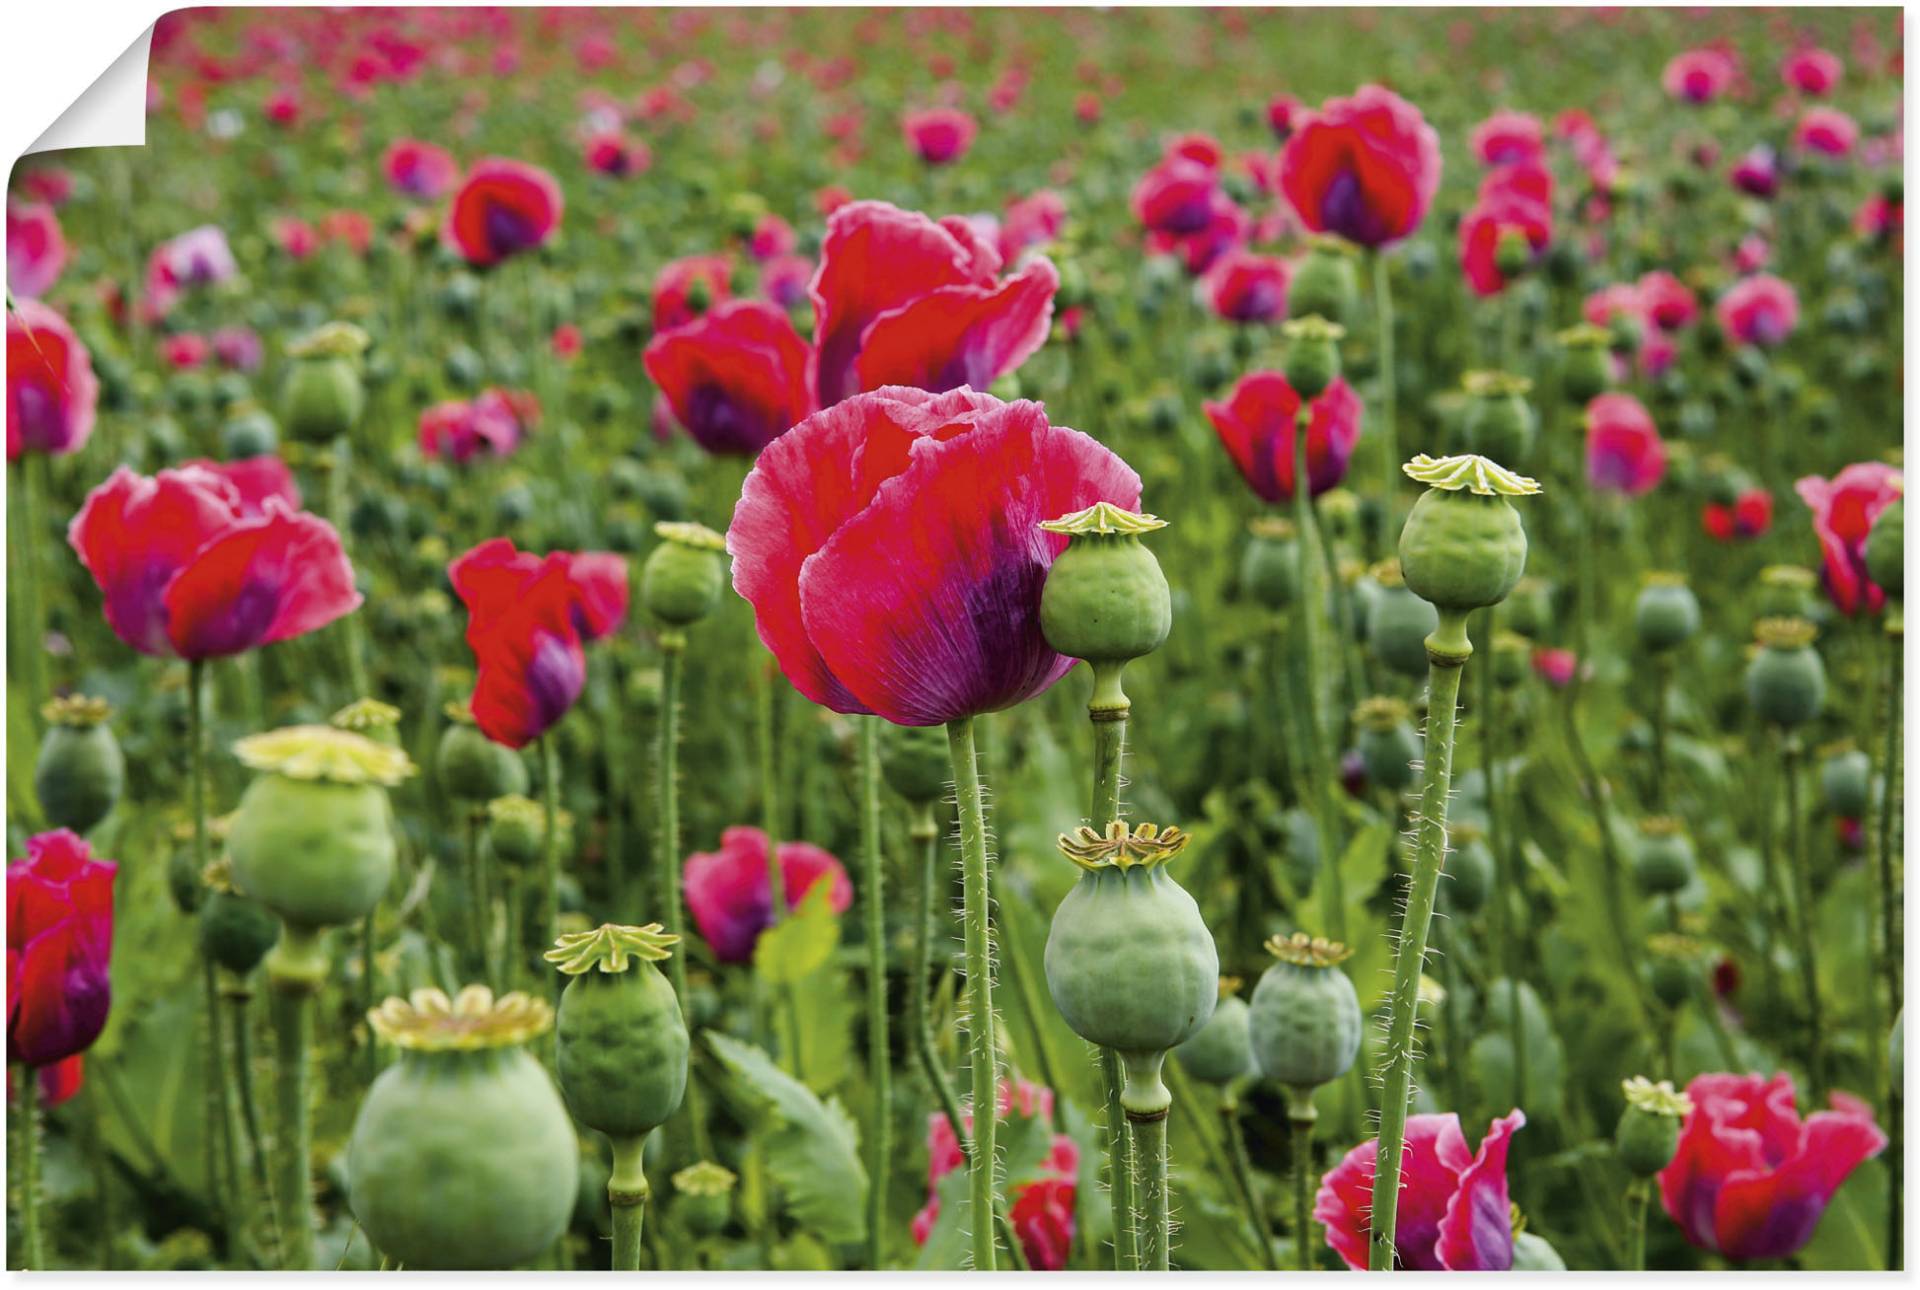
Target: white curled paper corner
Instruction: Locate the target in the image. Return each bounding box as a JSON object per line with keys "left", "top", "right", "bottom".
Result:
{"left": 25, "top": 23, "right": 155, "bottom": 157}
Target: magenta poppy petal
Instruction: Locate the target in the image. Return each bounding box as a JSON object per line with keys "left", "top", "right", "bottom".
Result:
{"left": 643, "top": 300, "right": 816, "bottom": 456}
{"left": 851, "top": 257, "right": 1059, "bottom": 396}
{"left": 161, "top": 504, "right": 361, "bottom": 660}
{"left": 1712, "top": 1109, "right": 1886, "bottom": 1261}
{"left": 1313, "top": 1138, "right": 1381, "bottom": 1271}
{"left": 67, "top": 466, "right": 244, "bottom": 656}
{"left": 1391, "top": 1113, "right": 1476, "bottom": 1269}
{"left": 1436, "top": 1109, "right": 1525, "bottom": 1270}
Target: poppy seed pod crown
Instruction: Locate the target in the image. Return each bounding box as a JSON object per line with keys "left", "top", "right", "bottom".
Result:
{"left": 1397, "top": 454, "right": 1541, "bottom": 658}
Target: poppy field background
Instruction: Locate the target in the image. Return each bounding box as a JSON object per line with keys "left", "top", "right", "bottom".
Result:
{"left": 3, "top": 3, "right": 1908, "bottom": 1274}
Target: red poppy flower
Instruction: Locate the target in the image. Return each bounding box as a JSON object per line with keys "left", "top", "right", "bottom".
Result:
{"left": 382, "top": 138, "right": 459, "bottom": 200}
{"left": 181, "top": 456, "right": 300, "bottom": 515}
{"left": 1716, "top": 274, "right": 1799, "bottom": 347}
{"left": 1584, "top": 282, "right": 1646, "bottom": 330}
{"left": 1267, "top": 92, "right": 1303, "bottom": 141}
{"left": 1315, "top": 1110, "right": 1526, "bottom": 1270}
{"left": 211, "top": 326, "right": 263, "bottom": 372}
{"left": 8, "top": 299, "right": 98, "bottom": 462}
{"left": 449, "top": 538, "right": 628, "bottom": 748}
{"left": 728, "top": 387, "right": 1138, "bottom": 725}
{"left": 1008, "top": 1177, "right": 1076, "bottom": 1270}
{"left": 18, "top": 168, "right": 72, "bottom": 207}
{"left": 1470, "top": 110, "right": 1545, "bottom": 167}
{"left": 1479, "top": 159, "right": 1554, "bottom": 208}
{"left": 1659, "top": 1073, "right": 1884, "bottom": 1261}
{"left": 1730, "top": 146, "right": 1782, "bottom": 198}
{"left": 912, "top": 1078, "right": 1078, "bottom": 1264}
{"left": 1458, "top": 191, "right": 1551, "bottom": 296}
{"left": 1205, "top": 372, "right": 1363, "bottom": 503}
{"left": 320, "top": 210, "right": 373, "bottom": 256}
{"left": 6, "top": 201, "right": 66, "bottom": 300}
{"left": 759, "top": 254, "right": 813, "bottom": 310}
{"left": 1203, "top": 249, "right": 1290, "bottom": 323}
{"left": 271, "top": 217, "right": 318, "bottom": 260}
{"left": 1637, "top": 270, "right": 1699, "bottom": 330}
{"left": 1280, "top": 85, "right": 1442, "bottom": 249}
{"left": 1782, "top": 47, "right": 1843, "bottom": 95}
{"left": 809, "top": 201, "right": 1058, "bottom": 407}
{"left": 902, "top": 107, "right": 977, "bottom": 165}
{"left": 749, "top": 213, "right": 796, "bottom": 262}
{"left": 550, "top": 322, "right": 583, "bottom": 360}
{"left": 1855, "top": 191, "right": 1902, "bottom": 248}
{"left": 1585, "top": 392, "right": 1665, "bottom": 497}
{"left": 999, "top": 189, "right": 1066, "bottom": 264}
{"left": 1703, "top": 488, "right": 1775, "bottom": 541}
{"left": 1131, "top": 157, "right": 1219, "bottom": 236}
{"left": 1149, "top": 191, "right": 1248, "bottom": 276}
{"left": 1794, "top": 462, "right": 1904, "bottom": 615}
{"left": 1795, "top": 107, "right": 1859, "bottom": 158}
{"left": 69, "top": 464, "right": 360, "bottom": 660}
{"left": 584, "top": 132, "right": 650, "bottom": 177}
{"left": 1532, "top": 647, "right": 1578, "bottom": 688}
{"left": 644, "top": 300, "right": 816, "bottom": 457}
{"left": 162, "top": 332, "right": 209, "bottom": 370}
{"left": 418, "top": 393, "right": 527, "bottom": 465}
{"left": 8, "top": 830, "right": 117, "bottom": 1071}
{"left": 653, "top": 254, "right": 733, "bottom": 332}
{"left": 444, "top": 157, "right": 564, "bottom": 269}
{"left": 682, "top": 825, "right": 852, "bottom": 964}
{"left": 1664, "top": 48, "right": 1737, "bottom": 103}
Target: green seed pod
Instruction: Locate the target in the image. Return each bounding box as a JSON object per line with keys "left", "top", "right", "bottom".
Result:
{"left": 671, "top": 1161, "right": 737, "bottom": 1237}
{"left": 1745, "top": 618, "right": 1827, "bottom": 728}
{"left": 437, "top": 704, "right": 530, "bottom": 803}
{"left": 35, "top": 695, "right": 125, "bottom": 834}
{"left": 1556, "top": 324, "right": 1613, "bottom": 404}
{"left": 1632, "top": 817, "right": 1697, "bottom": 895}
{"left": 1354, "top": 696, "right": 1419, "bottom": 791}
{"left": 1239, "top": 517, "right": 1299, "bottom": 611}
{"left": 1367, "top": 560, "right": 1440, "bottom": 679}
{"left": 1443, "top": 823, "right": 1494, "bottom": 916}
{"left": 1288, "top": 238, "right": 1359, "bottom": 325}
{"left": 220, "top": 404, "right": 280, "bottom": 458}
{"left": 1819, "top": 743, "right": 1872, "bottom": 818}
{"left": 547, "top": 925, "right": 690, "bottom": 1139}
{"left": 489, "top": 794, "right": 566, "bottom": 869}
{"left": 1755, "top": 565, "right": 1819, "bottom": 621}
{"left": 1489, "top": 630, "right": 1531, "bottom": 687}
{"left": 1615, "top": 1076, "right": 1691, "bottom": 1177}
{"left": 641, "top": 521, "right": 726, "bottom": 628}
{"left": 1397, "top": 455, "right": 1539, "bottom": 644}
{"left": 348, "top": 987, "right": 578, "bottom": 1269}
{"left": 1281, "top": 316, "right": 1344, "bottom": 401}
{"left": 1173, "top": 982, "right": 1255, "bottom": 1085}
{"left": 1038, "top": 503, "right": 1173, "bottom": 687}
{"left": 1867, "top": 498, "right": 1903, "bottom": 598}
{"left": 281, "top": 322, "right": 369, "bottom": 443}
{"left": 1502, "top": 577, "right": 1554, "bottom": 640}
{"left": 1634, "top": 573, "right": 1702, "bottom": 652}
{"left": 1646, "top": 934, "right": 1703, "bottom": 1010}
{"left": 168, "top": 823, "right": 206, "bottom": 915}
{"left": 1044, "top": 824, "right": 1218, "bottom": 1115}
{"left": 198, "top": 858, "right": 280, "bottom": 977}
{"left": 1460, "top": 371, "right": 1536, "bottom": 468}
{"left": 1247, "top": 933, "right": 1362, "bottom": 1092}
{"left": 1511, "top": 1230, "right": 1568, "bottom": 1271}
{"left": 227, "top": 727, "right": 414, "bottom": 932}
{"left": 881, "top": 723, "right": 950, "bottom": 806}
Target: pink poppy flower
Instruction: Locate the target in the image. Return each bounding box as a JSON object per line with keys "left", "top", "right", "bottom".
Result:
{"left": 1855, "top": 192, "right": 1902, "bottom": 246}
{"left": 1470, "top": 110, "right": 1546, "bottom": 167}
{"left": 1716, "top": 274, "right": 1799, "bottom": 347}
{"left": 1703, "top": 488, "right": 1775, "bottom": 541}
{"left": 270, "top": 216, "right": 318, "bottom": 261}
{"left": 8, "top": 300, "right": 98, "bottom": 462}
{"left": 584, "top": 132, "right": 650, "bottom": 178}
{"left": 1586, "top": 392, "right": 1666, "bottom": 496}
{"left": 759, "top": 254, "right": 813, "bottom": 311}
{"left": 1637, "top": 270, "right": 1698, "bottom": 330}
{"left": 1131, "top": 157, "right": 1220, "bottom": 236}
{"left": 902, "top": 107, "right": 977, "bottom": 165}
{"left": 211, "top": 326, "right": 264, "bottom": 372}
{"left": 1658, "top": 1072, "right": 1884, "bottom": 1261}
{"left": 749, "top": 213, "right": 796, "bottom": 262}
{"left": 1267, "top": 93, "right": 1303, "bottom": 142}
{"left": 162, "top": 333, "right": 210, "bottom": 370}
{"left": 1795, "top": 107, "right": 1859, "bottom": 158}
{"left": 644, "top": 300, "right": 816, "bottom": 457}
{"left": 682, "top": 825, "right": 852, "bottom": 963}
{"left": 8, "top": 830, "right": 117, "bottom": 1071}
{"left": 999, "top": 189, "right": 1066, "bottom": 264}
{"left": 911, "top": 1078, "right": 1079, "bottom": 1267}
{"left": 1584, "top": 282, "right": 1647, "bottom": 329}
{"left": 1532, "top": 647, "right": 1578, "bottom": 688}
{"left": 1203, "top": 249, "right": 1289, "bottom": 323}
{"left": 1794, "top": 462, "right": 1904, "bottom": 615}
{"left": 383, "top": 139, "right": 459, "bottom": 200}
{"left": 6, "top": 202, "right": 66, "bottom": 300}
{"left": 1458, "top": 191, "right": 1551, "bottom": 296}
{"left": 809, "top": 201, "right": 1057, "bottom": 406}
{"left": 264, "top": 87, "right": 301, "bottom": 127}
{"left": 1664, "top": 48, "right": 1737, "bottom": 103}
{"left": 728, "top": 387, "right": 1138, "bottom": 725}
{"left": 1734, "top": 234, "right": 1772, "bottom": 273}
{"left": 1730, "top": 146, "right": 1782, "bottom": 198}
{"left": 1205, "top": 372, "right": 1363, "bottom": 503}
{"left": 1280, "top": 85, "right": 1442, "bottom": 249}
{"left": 1148, "top": 190, "right": 1247, "bottom": 276}
{"left": 1315, "top": 1110, "right": 1527, "bottom": 1270}
{"left": 653, "top": 254, "right": 733, "bottom": 332}
{"left": 443, "top": 158, "right": 564, "bottom": 269}
{"left": 181, "top": 456, "right": 300, "bottom": 516}
{"left": 1781, "top": 47, "right": 1843, "bottom": 96}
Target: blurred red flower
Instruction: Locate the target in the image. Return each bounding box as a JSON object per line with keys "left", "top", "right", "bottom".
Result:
{"left": 1131, "top": 157, "right": 1219, "bottom": 236}
{"left": 1585, "top": 392, "right": 1665, "bottom": 496}
{"left": 644, "top": 300, "right": 816, "bottom": 457}
{"left": 444, "top": 157, "right": 564, "bottom": 268}
{"left": 653, "top": 254, "right": 733, "bottom": 332}
{"left": 902, "top": 107, "right": 977, "bottom": 164}
{"left": 6, "top": 202, "right": 66, "bottom": 300}
{"left": 1795, "top": 107, "right": 1858, "bottom": 157}
{"left": 1781, "top": 47, "right": 1843, "bottom": 95}
{"left": 1202, "top": 249, "right": 1290, "bottom": 323}
{"left": 584, "top": 132, "right": 650, "bottom": 178}
{"left": 1267, "top": 92, "right": 1303, "bottom": 141}
{"left": 1205, "top": 371, "right": 1363, "bottom": 503}
{"left": 1458, "top": 190, "right": 1551, "bottom": 296}
{"left": 1636, "top": 270, "right": 1698, "bottom": 330}
{"left": 1470, "top": 110, "right": 1545, "bottom": 167}
{"left": 911, "top": 1078, "right": 1078, "bottom": 1267}
{"left": 1716, "top": 274, "right": 1799, "bottom": 347}
{"left": 383, "top": 138, "right": 460, "bottom": 200}
{"left": 8, "top": 830, "right": 117, "bottom": 1072}
{"left": 1703, "top": 488, "right": 1775, "bottom": 541}
{"left": 1730, "top": 145, "right": 1782, "bottom": 198}
{"left": 1794, "top": 462, "right": 1903, "bottom": 615}
{"left": 1664, "top": 47, "right": 1737, "bottom": 103}
{"left": 1280, "top": 85, "right": 1441, "bottom": 249}
{"left": 1316, "top": 1110, "right": 1526, "bottom": 1269}
{"left": 8, "top": 300, "right": 98, "bottom": 462}
{"left": 682, "top": 825, "right": 852, "bottom": 963}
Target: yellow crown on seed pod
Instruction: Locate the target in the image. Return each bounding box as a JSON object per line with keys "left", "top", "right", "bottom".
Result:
{"left": 1039, "top": 501, "right": 1167, "bottom": 536}
{"left": 1622, "top": 1075, "right": 1694, "bottom": 1119}
{"left": 1263, "top": 931, "right": 1354, "bottom": 968}
{"left": 544, "top": 923, "right": 679, "bottom": 975}
{"left": 1057, "top": 821, "right": 1189, "bottom": 871}
{"left": 655, "top": 520, "right": 727, "bottom": 551}
{"left": 42, "top": 694, "right": 112, "bottom": 727}
{"left": 368, "top": 985, "right": 552, "bottom": 1050}
{"left": 233, "top": 726, "right": 417, "bottom": 786}
{"left": 1403, "top": 453, "right": 1542, "bottom": 497}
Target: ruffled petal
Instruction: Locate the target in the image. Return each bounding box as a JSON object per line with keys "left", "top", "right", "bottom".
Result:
{"left": 161, "top": 504, "right": 361, "bottom": 660}
{"left": 1659, "top": 1073, "right": 1776, "bottom": 1252}
{"left": 642, "top": 300, "right": 817, "bottom": 456}
{"left": 183, "top": 455, "right": 301, "bottom": 515}
{"left": 1394, "top": 1113, "right": 1476, "bottom": 1269}
{"left": 850, "top": 257, "right": 1059, "bottom": 396}
{"left": 67, "top": 466, "right": 244, "bottom": 656}
{"left": 1313, "top": 1137, "right": 1379, "bottom": 1271}
{"left": 1436, "top": 1109, "right": 1525, "bottom": 1270}
{"left": 1712, "top": 1105, "right": 1886, "bottom": 1261}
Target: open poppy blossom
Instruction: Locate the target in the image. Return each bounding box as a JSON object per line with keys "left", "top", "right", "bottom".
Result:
{"left": 1716, "top": 274, "right": 1799, "bottom": 347}
{"left": 8, "top": 299, "right": 98, "bottom": 462}
{"left": 1658, "top": 1073, "right": 1884, "bottom": 1262}
{"left": 1794, "top": 462, "right": 1904, "bottom": 615}
{"left": 1637, "top": 270, "right": 1699, "bottom": 330}
{"left": 1205, "top": 371, "right": 1363, "bottom": 503}
{"left": 1280, "top": 85, "right": 1442, "bottom": 249}
{"left": 141, "top": 225, "right": 237, "bottom": 320}
{"left": 1458, "top": 190, "right": 1551, "bottom": 296}
{"left": 180, "top": 455, "right": 301, "bottom": 514}
{"left": 7, "top": 202, "right": 67, "bottom": 300}
{"left": 644, "top": 300, "right": 817, "bottom": 457}
{"left": 653, "top": 254, "right": 734, "bottom": 332}
{"left": 1131, "top": 156, "right": 1220, "bottom": 236}
{"left": 809, "top": 201, "right": 1058, "bottom": 406}
{"left": 1703, "top": 488, "right": 1775, "bottom": 542}
{"left": 1315, "top": 1109, "right": 1527, "bottom": 1270}
{"left": 1663, "top": 47, "right": 1737, "bottom": 103}
{"left": 383, "top": 138, "right": 459, "bottom": 199}
{"left": 911, "top": 1078, "right": 1079, "bottom": 1268}
{"left": 1782, "top": 47, "right": 1843, "bottom": 95}
{"left": 584, "top": 132, "right": 650, "bottom": 177}
{"left": 999, "top": 189, "right": 1067, "bottom": 264}
{"left": 682, "top": 825, "right": 852, "bottom": 963}
{"left": 1585, "top": 392, "right": 1666, "bottom": 496}
{"left": 728, "top": 386, "right": 1139, "bottom": 726}
{"left": 419, "top": 389, "right": 536, "bottom": 464}
{"left": 1470, "top": 110, "right": 1545, "bottom": 167}
{"left": 1794, "top": 107, "right": 1859, "bottom": 158}
{"left": 1148, "top": 190, "right": 1248, "bottom": 276}
{"left": 1730, "top": 146, "right": 1782, "bottom": 198}
{"left": 444, "top": 157, "right": 564, "bottom": 268}
{"left": 1203, "top": 250, "right": 1290, "bottom": 323}
{"left": 68, "top": 464, "right": 360, "bottom": 660}
{"left": 8, "top": 830, "right": 118, "bottom": 1072}
{"left": 902, "top": 107, "right": 978, "bottom": 164}
{"left": 449, "top": 538, "right": 629, "bottom": 748}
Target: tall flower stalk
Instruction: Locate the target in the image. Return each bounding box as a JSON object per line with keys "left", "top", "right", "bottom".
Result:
{"left": 857, "top": 716, "right": 888, "bottom": 1268}
{"left": 944, "top": 715, "right": 1000, "bottom": 1271}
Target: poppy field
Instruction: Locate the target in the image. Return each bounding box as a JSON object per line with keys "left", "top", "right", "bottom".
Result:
{"left": 3, "top": 3, "right": 1910, "bottom": 1274}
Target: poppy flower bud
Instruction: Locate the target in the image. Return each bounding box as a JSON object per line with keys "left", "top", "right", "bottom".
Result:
{"left": 880, "top": 723, "right": 951, "bottom": 807}
{"left": 1367, "top": 559, "right": 1440, "bottom": 678}
{"left": 281, "top": 322, "right": 369, "bottom": 443}
{"left": 1039, "top": 503, "right": 1172, "bottom": 713}
{"left": 1281, "top": 315, "right": 1344, "bottom": 401}
{"left": 1489, "top": 630, "right": 1531, "bottom": 687}
{"left": 671, "top": 1161, "right": 738, "bottom": 1236}
{"left": 1634, "top": 572, "right": 1701, "bottom": 652}
{"left": 1354, "top": 696, "right": 1420, "bottom": 791}
{"left": 489, "top": 794, "right": 565, "bottom": 868}
{"left": 1632, "top": 817, "right": 1697, "bottom": 894}
{"left": 1645, "top": 933, "right": 1703, "bottom": 1009}
{"left": 1819, "top": 742, "right": 1872, "bottom": 818}
{"left": 1866, "top": 498, "right": 1903, "bottom": 599}
{"left": 437, "top": 702, "right": 530, "bottom": 803}
{"left": 1443, "top": 823, "right": 1494, "bottom": 914}
{"left": 1288, "top": 237, "right": 1360, "bottom": 324}
{"left": 220, "top": 404, "right": 279, "bottom": 458}
{"left": 1502, "top": 576, "right": 1554, "bottom": 639}
{"left": 1247, "top": 932, "right": 1361, "bottom": 1094}
{"left": 1745, "top": 618, "right": 1826, "bottom": 728}
{"left": 546, "top": 924, "right": 690, "bottom": 1140}
{"left": 198, "top": 857, "right": 280, "bottom": 977}
{"left": 35, "top": 694, "right": 125, "bottom": 834}
{"left": 1239, "top": 517, "right": 1299, "bottom": 610}
{"left": 1461, "top": 371, "right": 1536, "bottom": 466}
{"left": 1318, "top": 488, "right": 1363, "bottom": 543}
{"left": 1398, "top": 455, "right": 1541, "bottom": 656}
{"left": 1756, "top": 564, "right": 1819, "bottom": 620}
{"left": 1173, "top": 979, "right": 1255, "bottom": 1085}
{"left": 1615, "top": 1076, "right": 1691, "bottom": 1177}
{"left": 228, "top": 725, "right": 415, "bottom": 940}
{"left": 641, "top": 521, "right": 727, "bottom": 628}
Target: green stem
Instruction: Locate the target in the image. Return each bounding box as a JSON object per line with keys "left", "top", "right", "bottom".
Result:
{"left": 328, "top": 437, "right": 369, "bottom": 700}
{"left": 187, "top": 660, "right": 236, "bottom": 1239}
{"left": 1373, "top": 251, "right": 1399, "bottom": 542}
{"left": 609, "top": 1133, "right": 650, "bottom": 1271}
{"left": 1291, "top": 419, "right": 1345, "bottom": 940}
{"left": 857, "top": 718, "right": 889, "bottom": 1269}
{"left": 539, "top": 737, "right": 560, "bottom": 960}
{"left": 228, "top": 983, "right": 283, "bottom": 1268}
{"left": 657, "top": 639, "right": 713, "bottom": 1162}
{"left": 17, "top": 1064, "right": 43, "bottom": 1268}
{"left": 1099, "top": 1047, "right": 1139, "bottom": 1270}
{"left": 465, "top": 811, "right": 488, "bottom": 981}
{"left": 1221, "top": 1095, "right": 1269, "bottom": 1265}
{"left": 1650, "top": 657, "right": 1670, "bottom": 809}
{"left": 267, "top": 925, "right": 326, "bottom": 1271}
{"left": 757, "top": 660, "right": 787, "bottom": 915}
{"left": 1876, "top": 628, "right": 1904, "bottom": 1272}
{"left": 1369, "top": 620, "right": 1469, "bottom": 1270}
{"left": 1131, "top": 1110, "right": 1171, "bottom": 1271}
{"left": 1627, "top": 1178, "right": 1650, "bottom": 1271}
{"left": 205, "top": 954, "right": 248, "bottom": 1262}
{"left": 945, "top": 716, "right": 999, "bottom": 1272}
{"left": 1289, "top": 1095, "right": 1318, "bottom": 1271}
{"left": 1782, "top": 735, "right": 1826, "bottom": 1103}
{"left": 908, "top": 810, "right": 968, "bottom": 1158}
{"left": 1086, "top": 693, "right": 1142, "bottom": 1270}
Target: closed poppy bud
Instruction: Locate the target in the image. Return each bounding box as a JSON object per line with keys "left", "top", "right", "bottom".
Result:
{"left": 1746, "top": 618, "right": 1826, "bottom": 728}
{"left": 1288, "top": 237, "right": 1359, "bottom": 324}
{"left": 1443, "top": 823, "right": 1494, "bottom": 914}
{"left": 437, "top": 702, "right": 530, "bottom": 803}
{"left": 281, "top": 322, "right": 369, "bottom": 443}
{"left": 1368, "top": 558, "right": 1441, "bottom": 678}
{"left": 1398, "top": 455, "right": 1540, "bottom": 650}
{"left": 1354, "top": 696, "right": 1420, "bottom": 791}
{"left": 880, "top": 723, "right": 951, "bottom": 806}
{"left": 1645, "top": 934, "right": 1702, "bottom": 1009}
{"left": 1239, "top": 517, "right": 1299, "bottom": 610}
{"left": 1632, "top": 817, "right": 1697, "bottom": 895}
{"left": 1819, "top": 743, "right": 1872, "bottom": 818}
{"left": 1281, "top": 315, "right": 1344, "bottom": 400}
{"left": 1494, "top": 227, "right": 1533, "bottom": 279}
{"left": 35, "top": 695, "right": 124, "bottom": 835}
{"left": 1248, "top": 932, "right": 1361, "bottom": 1093}
{"left": 641, "top": 521, "right": 727, "bottom": 628}
{"left": 671, "top": 1161, "right": 738, "bottom": 1236}
{"left": 546, "top": 924, "right": 689, "bottom": 1139}
{"left": 1616, "top": 1076, "right": 1691, "bottom": 1177}
{"left": 1634, "top": 573, "right": 1701, "bottom": 652}
{"left": 1866, "top": 498, "right": 1903, "bottom": 599}
{"left": 1461, "top": 371, "right": 1535, "bottom": 467}
{"left": 198, "top": 857, "right": 280, "bottom": 977}
{"left": 1039, "top": 502, "right": 1171, "bottom": 711}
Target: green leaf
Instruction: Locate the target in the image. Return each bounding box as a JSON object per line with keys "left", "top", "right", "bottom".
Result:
{"left": 706, "top": 1031, "right": 868, "bottom": 1246}
{"left": 754, "top": 879, "right": 840, "bottom": 986}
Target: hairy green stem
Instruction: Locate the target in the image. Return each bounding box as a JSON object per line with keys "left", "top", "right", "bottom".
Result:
{"left": 945, "top": 716, "right": 999, "bottom": 1272}
{"left": 1132, "top": 1110, "right": 1171, "bottom": 1271}
{"left": 1373, "top": 251, "right": 1399, "bottom": 541}
{"left": 267, "top": 925, "right": 324, "bottom": 1271}
{"left": 15, "top": 457, "right": 49, "bottom": 714}
{"left": 1369, "top": 621, "right": 1469, "bottom": 1270}
{"left": 909, "top": 811, "right": 968, "bottom": 1156}
{"left": 539, "top": 737, "right": 560, "bottom": 961}
{"left": 609, "top": 1133, "right": 650, "bottom": 1271}
{"left": 1781, "top": 736, "right": 1826, "bottom": 1103}
{"left": 857, "top": 718, "right": 890, "bottom": 1268}
{"left": 657, "top": 640, "right": 713, "bottom": 1162}
{"left": 1099, "top": 1047, "right": 1138, "bottom": 1270}
{"left": 758, "top": 660, "right": 787, "bottom": 914}
{"left": 17, "top": 1063, "right": 43, "bottom": 1268}
{"left": 1088, "top": 689, "right": 1141, "bottom": 1269}
{"left": 328, "top": 437, "right": 370, "bottom": 700}
{"left": 1292, "top": 416, "right": 1346, "bottom": 940}
{"left": 227, "top": 983, "right": 282, "bottom": 1267}
{"left": 188, "top": 660, "right": 237, "bottom": 1241}
{"left": 1289, "top": 1096, "right": 1318, "bottom": 1271}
